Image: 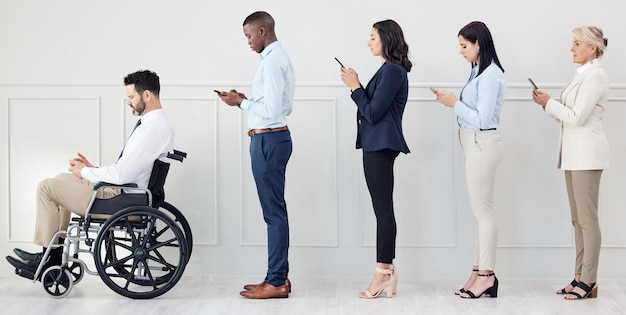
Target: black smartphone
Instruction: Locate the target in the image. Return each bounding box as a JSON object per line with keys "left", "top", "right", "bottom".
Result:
{"left": 528, "top": 78, "right": 538, "bottom": 90}
{"left": 334, "top": 57, "right": 345, "bottom": 68}
{"left": 214, "top": 89, "right": 222, "bottom": 95}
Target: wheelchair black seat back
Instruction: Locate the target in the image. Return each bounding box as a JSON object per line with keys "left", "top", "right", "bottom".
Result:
{"left": 35, "top": 150, "right": 193, "bottom": 299}
{"left": 88, "top": 149, "right": 187, "bottom": 215}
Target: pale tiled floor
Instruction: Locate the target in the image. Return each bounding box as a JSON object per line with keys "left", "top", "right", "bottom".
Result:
{"left": 0, "top": 274, "right": 624, "bottom": 315}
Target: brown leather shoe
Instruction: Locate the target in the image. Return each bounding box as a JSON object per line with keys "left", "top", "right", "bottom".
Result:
{"left": 244, "top": 278, "right": 292, "bottom": 292}
{"left": 240, "top": 282, "right": 289, "bottom": 299}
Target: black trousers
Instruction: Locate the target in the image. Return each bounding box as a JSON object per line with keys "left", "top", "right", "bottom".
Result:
{"left": 363, "top": 149, "right": 400, "bottom": 264}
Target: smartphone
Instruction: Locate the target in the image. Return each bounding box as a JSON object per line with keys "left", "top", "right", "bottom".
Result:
{"left": 528, "top": 78, "right": 538, "bottom": 90}
{"left": 334, "top": 57, "right": 345, "bottom": 68}
{"left": 214, "top": 89, "right": 222, "bottom": 95}
{"left": 429, "top": 87, "right": 437, "bottom": 93}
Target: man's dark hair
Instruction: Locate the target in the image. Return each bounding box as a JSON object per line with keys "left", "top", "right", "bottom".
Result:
{"left": 243, "top": 11, "right": 275, "bottom": 32}
{"left": 124, "top": 70, "right": 160, "bottom": 97}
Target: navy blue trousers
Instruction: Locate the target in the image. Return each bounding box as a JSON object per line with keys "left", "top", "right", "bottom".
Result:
{"left": 250, "top": 130, "right": 292, "bottom": 287}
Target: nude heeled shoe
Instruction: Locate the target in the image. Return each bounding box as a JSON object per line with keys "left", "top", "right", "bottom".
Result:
{"left": 359, "top": 267, "right": 397, "bottom": 299}
{"left": 389, "top": 264, "right": 399, "bottom": 295}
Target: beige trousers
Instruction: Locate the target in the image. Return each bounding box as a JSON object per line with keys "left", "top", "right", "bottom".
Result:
{"left": 33, "top": 173, "right": 119, "bottom": 247}
{"left": 565, "top": 170, "right": 603, "bottom": 283}
{"left": 459, "top": 129, "right": 503, "bottom": 270}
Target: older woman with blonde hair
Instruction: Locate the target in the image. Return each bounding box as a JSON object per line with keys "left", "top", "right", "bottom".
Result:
{"left": 532, "top": 26, "right": 609, "bottom": 300}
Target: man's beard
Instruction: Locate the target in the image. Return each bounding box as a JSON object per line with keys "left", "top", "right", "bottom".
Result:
{"left": 132, "top": 99, "right": 146, "bottom": 116}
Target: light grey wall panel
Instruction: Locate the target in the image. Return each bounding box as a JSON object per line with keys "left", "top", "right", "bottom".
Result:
{"left": 360, "top": 98, "right": 458, "bottom": 247}
{"left": 8, "top": 97, "right": 100, "bottom": 241}
{"left": 241, "top": 98, "right": 339, "bottom": 247}
{"left": 159, "top": 98, "right": 219, "bottom": 246}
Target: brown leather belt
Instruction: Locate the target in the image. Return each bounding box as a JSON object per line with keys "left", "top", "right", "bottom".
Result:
{"left": 247, "top": 126, "right": 289, "bottom": 137}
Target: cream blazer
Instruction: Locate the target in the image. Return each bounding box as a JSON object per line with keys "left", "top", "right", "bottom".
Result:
{"left": 544, "top": 60, "right": 610, "bottom": 170}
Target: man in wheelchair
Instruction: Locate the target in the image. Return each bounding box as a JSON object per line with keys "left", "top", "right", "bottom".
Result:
{"left": 6, "top": 70, "right": 175, "bottom": 279}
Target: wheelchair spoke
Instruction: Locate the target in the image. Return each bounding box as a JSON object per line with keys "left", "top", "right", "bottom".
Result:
{"left": 141, "top": 259, "right": 158, "bottom": 289}
{"left": 104, "top": 234, "right": 134, "bottom": 252}
{"left": 146, "top": 237, "right": 178, "bottom": 251}
{"left": 153, "top": 224, "right": 171, "bottom": 239}
{"left": 103, "top": 252, "right": 134, "bottom": 269}
{"left": 123, "top": 258, "right": 140, "bottom": 290}
{"left": 122, "top": 217, "right": 141, "bottom": 245}
{"left": 148, "top": 251, "right": 177, "bottom": 271}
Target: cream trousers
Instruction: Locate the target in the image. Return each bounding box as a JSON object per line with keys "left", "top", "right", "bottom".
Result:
{"left": 459, "top": 128, "right": 503, "bottom": 270}
{"left": 33, "top": 173, "right": 119, "bottom": 247}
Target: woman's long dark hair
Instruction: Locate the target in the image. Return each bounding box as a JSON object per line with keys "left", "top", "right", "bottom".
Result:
{"left": 458, "top": 21, "right": 504, "bottom": 76}
{"left": 373, "top": 19, "right": 412, "bottom": 72}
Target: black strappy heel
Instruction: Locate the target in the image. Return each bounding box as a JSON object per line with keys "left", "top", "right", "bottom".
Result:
{"left": 565, "top": 282, "right": 597, "bottom": 300}
{"left": 557, "top": 279, "right": 578, "bottom": 295}
{"left": 455, "top": 269, "right": 479, "bottom": 295}
{"left": 461, "top": 273, "right": 498, "bottom": 299}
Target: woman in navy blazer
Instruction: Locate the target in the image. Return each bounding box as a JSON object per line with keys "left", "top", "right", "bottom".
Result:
{"left": 340, "top": 19, "right": 411, "bottom": 299}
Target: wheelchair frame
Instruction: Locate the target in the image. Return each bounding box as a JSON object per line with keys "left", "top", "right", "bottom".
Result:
{"left": 27, "top": 150, "right": 192, "bottom": 299}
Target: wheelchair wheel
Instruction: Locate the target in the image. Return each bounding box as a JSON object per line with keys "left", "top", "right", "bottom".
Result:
{"left": 159, "top": 202, "right": 193, "bottom": 263}
{"left": 42, "top": 266, "right": 73, "bottom": 298}
{"left": 94, "top": 206, "right": 188, "bottom": 299}
{"left": 68, "top": 261, "right": 84, "bottom": 284}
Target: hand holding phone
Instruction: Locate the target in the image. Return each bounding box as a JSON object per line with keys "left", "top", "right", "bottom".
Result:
{"left": 334, "top": 57, "right": 345, "bottom": 68}
{"left": 528, "top": 78, "right": 538, "bottom": 90}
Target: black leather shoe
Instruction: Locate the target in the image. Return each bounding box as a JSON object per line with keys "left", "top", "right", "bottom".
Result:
{"left": 7, "top": 255, "right": 31, "bottom": 269}
{"left": 6, "top": 255, "right": 37, "bottom": 279}
{"left": 13, "top": 248, "right": 43, "bottom": 265}
{"left": 9, "top": 247, "right": 62, "bottom": 270}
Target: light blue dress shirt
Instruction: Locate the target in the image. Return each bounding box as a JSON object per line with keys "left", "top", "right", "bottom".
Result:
{"left": 239, "top": 41, "right": 296, "bottom": 129}
{"left": 454, "top": 62, "right": 506, "bottom": 129}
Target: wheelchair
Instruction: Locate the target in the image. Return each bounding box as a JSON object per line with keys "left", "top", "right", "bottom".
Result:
{"left": 19, "top": 150, "right": 193, "bottom": 299}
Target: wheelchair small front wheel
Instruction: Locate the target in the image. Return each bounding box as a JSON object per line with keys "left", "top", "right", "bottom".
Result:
{"left": 68, "top": 261, "right": 84, "bottom": 284}
{"left": 42, "top": 266, "right": 73, "bottom": 298}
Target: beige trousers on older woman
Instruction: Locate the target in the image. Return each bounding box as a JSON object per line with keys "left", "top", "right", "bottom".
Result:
{"left": 33, "top": 173, "right": 119, "bottom": 247}
{"left": 565, "top": 170, "right": 602, "bottom": 284}
{"left": 459, "top": 128, "right": 504, "bottom": 270}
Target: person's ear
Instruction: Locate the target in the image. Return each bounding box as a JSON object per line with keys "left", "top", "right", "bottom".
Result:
{"left": 143, "top": 90, "right": 152, "bottom": 102}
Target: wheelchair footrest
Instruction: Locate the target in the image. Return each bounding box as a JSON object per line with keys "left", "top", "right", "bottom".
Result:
{"left": 14, "top": 267, "right": 35, "bottom": 281}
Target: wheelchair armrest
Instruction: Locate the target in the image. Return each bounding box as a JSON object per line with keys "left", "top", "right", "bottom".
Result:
{"left": 167, "top": 150, "right": 187, "bottom": 162}
{"left": 93, "top": 182, "right": 139, "bottom": 191}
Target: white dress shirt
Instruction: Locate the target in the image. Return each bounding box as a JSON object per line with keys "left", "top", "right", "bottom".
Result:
{"left": 81, "top": 108, "right": 174, "bottom": 188}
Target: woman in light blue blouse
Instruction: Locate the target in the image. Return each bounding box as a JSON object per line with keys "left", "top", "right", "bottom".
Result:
{"left": 434, "top": 21, "right": 505, "bottom": 299}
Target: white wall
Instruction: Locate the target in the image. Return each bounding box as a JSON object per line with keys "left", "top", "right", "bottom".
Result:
{"left": 1, "top": 0, "right": 625, "bottom": 283}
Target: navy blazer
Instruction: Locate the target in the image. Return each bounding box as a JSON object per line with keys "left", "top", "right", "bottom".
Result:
{"left": 351, "top": 62, "right": 410, "bottom": 154}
